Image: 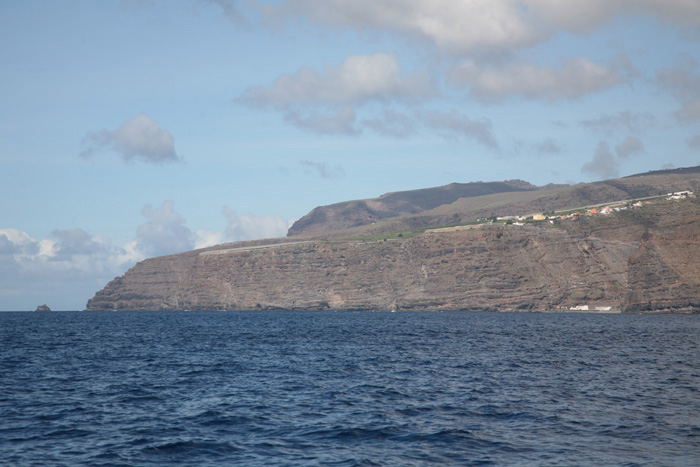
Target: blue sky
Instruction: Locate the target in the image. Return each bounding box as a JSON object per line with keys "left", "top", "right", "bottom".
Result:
{"left": 2, "top": 0, "right": 700, "bottom": 310}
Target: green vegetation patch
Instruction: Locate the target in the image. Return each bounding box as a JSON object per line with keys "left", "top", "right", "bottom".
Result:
{"left": 337, "top": 220, "right": 483, "bottom": 243}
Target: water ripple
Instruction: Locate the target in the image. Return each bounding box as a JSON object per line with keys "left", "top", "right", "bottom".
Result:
{"left": 1, "top": 311, "right": 699, "bottom": 466}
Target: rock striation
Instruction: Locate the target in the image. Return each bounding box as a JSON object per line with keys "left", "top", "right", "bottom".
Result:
{"left": 86, "top": 198, "right": 700, "bottom": 313}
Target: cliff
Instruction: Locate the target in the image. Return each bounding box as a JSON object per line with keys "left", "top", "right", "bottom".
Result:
{"left": 86, "top": 197, "right": 700, "bottom": 313}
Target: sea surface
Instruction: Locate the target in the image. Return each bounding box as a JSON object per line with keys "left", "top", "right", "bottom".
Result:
{"left": 1, "top": 311, "right": 699, "bottom": 466}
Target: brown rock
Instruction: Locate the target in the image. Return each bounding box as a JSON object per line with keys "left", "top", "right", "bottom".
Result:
{"left": 86, "top": 199, "right": 700, "bottom": 313}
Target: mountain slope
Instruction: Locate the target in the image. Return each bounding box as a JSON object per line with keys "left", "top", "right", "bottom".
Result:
{"left": 287, "top": 181, "right": 530, "bottom": 236}
{"left": 288, "top": 168, "right": 700, "bottom": 238}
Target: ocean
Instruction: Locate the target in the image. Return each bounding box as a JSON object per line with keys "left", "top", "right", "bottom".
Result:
{"left": 1, "top": 310, "right": 698, "bottom": 466}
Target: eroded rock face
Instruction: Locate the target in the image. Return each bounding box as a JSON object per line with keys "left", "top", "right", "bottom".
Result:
{"left": 86, "top": 201, "right": 700, "bottom": 313}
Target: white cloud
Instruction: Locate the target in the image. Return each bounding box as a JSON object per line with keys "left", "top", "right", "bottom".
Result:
{"left": 265, "top": 1, "right": 700, "bottom": 56}
{"left": 450, "top": 58, "right": 625, "bottom": 101}
{"left": 193, "top": 230, "right": 223, "bottom": 250}
{"left": 238, "top": 53, "right": 431, "bottom": 134}
{"left": 581, "top": 141, "right": 619, "bottom": 179}
{"left": 300, "top": 159, "right": 345, "bottom": 179}
{"left": 49, "top": 229, "right": 112, "bottom": 258}
{"left": 535, "top": 138, "right": 562, "bottom": 154}
{"left": 361, "top": 107, "right": 500, "bottom": 148}
{"left": 579, "top": 111, "right": 657, "bottom": 136}
{"left": 688, "top": 134, "right": 700, "bottom": 151}
{"left": 676, "top": 100, "right": 700, "bottom": 122}
{"left": 0, "top": 227, "right": 139, "bottom": 311}
{"left": 284, "top": 106, "right": 359, "bottom": 135}
{"left": 223, "top": 207, "right": 295, "bottom": 241}
{"left": 265, "top": 0, "right": 542, "bottom": 56}
{"left": 421, "top": 110, "right": 499, "bottom": 149}
{"left": 80, "top": 113, "right": 182, "bottom": 164}
{"left": 656, "top": 55, "right": 700, "bottom": 123}
{"left": 525, "top": 0, "right": 700, "bottom": 32}
{"left": 581, "top": 135, "right": 644, "bottom": 179}
{"left": 239, "top": 52, "right": 430, "bottom": 107}
{"left": 0, "top": 201, "right": 296, "bottom": 310}
{"left": 615, "top": 136, "right": 645, "bottom": 158}
{"left": 513, "top": 137, "right": 563, "bottom": 155}
{"left": 206, "top": 0, "right": 247, "bottom": 25}
{"left": 0, "top": 228, "right": 39, "bottom": 257}
{"left": 363, "top": 107, "right": 418, "bottom": 137}
{"left": 135, "top": 201, "right": 195, "bottom": 257}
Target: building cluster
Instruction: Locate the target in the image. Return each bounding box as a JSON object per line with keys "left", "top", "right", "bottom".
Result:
{"left": 496, "top": 191, "right": 695, "bottom": 226}
{"left": 667, "top": 191, "right": 694, "bottom": 200}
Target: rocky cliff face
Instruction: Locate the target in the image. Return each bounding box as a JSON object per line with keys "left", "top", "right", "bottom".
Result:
{"left": 86, "top": 199, "right": 700, "bottom": 313}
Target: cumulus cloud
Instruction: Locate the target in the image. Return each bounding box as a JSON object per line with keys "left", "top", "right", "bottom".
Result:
{"left": 449, "top": 58, "right": 625, "bottom": 101}
{"left": 239, "top": 52, "right": 430, "bottom": 107}
{"left": 535, "top": 138, "right": 562, "bottom": 154}
{"left": 300, "top": 159, "right": 345, "bottom": 179}
{"left": 363, "top": 108, "right": 418, "bottom": 137}
{"left": 284, "top": 106, "right": 359, "bottom": 135}
{"left": 422, "top": 110, "right": 499, "bottom": 149}
{"left": 193, "top": 229, "right": 225, "bottom": 250}
{"left": 48, "top": 229, "right": 114, "bottom": 267}
{"left": 0, "top": 227, "right": 139, "bottom": 311}
{"left": 513, "top": 137, "right": 562, "bottom": 155}
{"left": 223, "top": 207, "right": 295, "bottom": 241}
{"left": 656, "top": 55, "right": 700, "bottom": 122}
{"left": 0, "top": 201, "right": 297, "bottom": 310}
{"left": 579, "top": 111, "right": 657, "bottom": 136}
{"left": 265, "top": 0, "right": 542, "bottom": 56}
{"left": 238, "top": 53, "right": 431, "bottom": 135}
{"left": 135, "top": 201, "right": 195, "bottom": 258}
{"left": 581, "top": 141, "right": 619, "bottom": 179}
{"left": 0, "top": 228, "right": 131, "bottom": 272}
{"left": 688, "top": 134, "right": 700, "bottom": 150}
{"left": 581, "top": 136, "right": 645, "bottom": 179}
{"left": 80, "top": 113, "right": 182, "bottom": 164}
{"left": 0, "top": 228, "right": 40, "bottom": 258}
{"left": 130, "top": 201, "right": 295, "bottom": 256}
{"left": 361, "top": 108, "right": 500, "bottom": 148}
{"left": 265, "top": 1, "right": 700, "bottom": 56}
{"left": 206, "top": 0, "right": 247, "bottom": 25}
{"left": 526, "top": 0, "right": 700, "bottom": 32}
{"left": 615, "top": 136, "right": 645, "bottom": 158}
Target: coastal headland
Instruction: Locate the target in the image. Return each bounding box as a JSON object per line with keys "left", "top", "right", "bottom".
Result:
{"left": 86, "top": 168, "right": 700, "bottom": 313}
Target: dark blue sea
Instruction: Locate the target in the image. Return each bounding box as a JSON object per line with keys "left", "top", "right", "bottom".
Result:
{"left": 1, "top": 311, "right": 699, "bottom": 466}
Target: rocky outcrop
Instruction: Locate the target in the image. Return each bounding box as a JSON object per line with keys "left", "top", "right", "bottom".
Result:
{"left": 86, "top": 199, "right": 700, "bottom": 313}
{"left": 34, "top": 304, "right": 51, "bottom": 312}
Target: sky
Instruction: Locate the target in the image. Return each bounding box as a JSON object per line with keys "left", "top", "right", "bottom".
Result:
{"left": 2, "top": 0, "right": 700, "bottom": 310}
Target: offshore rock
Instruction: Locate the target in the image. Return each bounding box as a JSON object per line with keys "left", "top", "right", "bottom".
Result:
{"left": 86, "top": 200, "right": 700, "bottom": 313}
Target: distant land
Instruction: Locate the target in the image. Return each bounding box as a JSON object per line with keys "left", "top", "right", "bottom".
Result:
{"left": 87, "top": 167, "right": 700, "bottom": 313}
